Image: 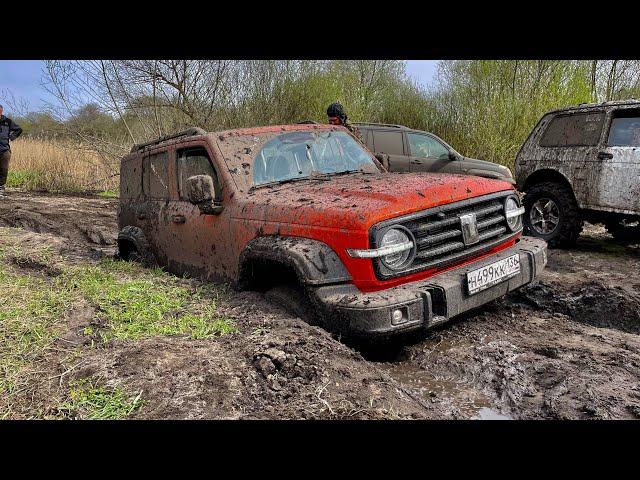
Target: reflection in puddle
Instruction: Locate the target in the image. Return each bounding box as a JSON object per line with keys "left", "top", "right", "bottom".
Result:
{"left": 380, "top": 361, "right": 512, "bottom": 420}
{"left": 472, "top": 407, "right": 512, "bottom": 420}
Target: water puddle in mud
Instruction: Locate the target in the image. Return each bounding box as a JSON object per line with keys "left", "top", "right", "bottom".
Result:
{"left": 379, "top": 361, "right": 512, "bottom": 420}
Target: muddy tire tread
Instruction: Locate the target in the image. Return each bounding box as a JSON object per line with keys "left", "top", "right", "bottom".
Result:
{"left": 119, "top": 225, "right": 157, "bottom": 267}
{"left": 264, "top": 284, "right": 318, "bottom": 325}
{"left": 523, "top": 181, "right": 583, "bottom": 248}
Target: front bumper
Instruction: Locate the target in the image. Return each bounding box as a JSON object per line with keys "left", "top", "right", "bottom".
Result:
{"left": 313, "top": 236, "right": 547, "bottom": 337}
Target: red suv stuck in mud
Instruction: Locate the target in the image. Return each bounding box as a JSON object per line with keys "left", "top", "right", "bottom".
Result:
{"left": 117, "top": 124, "right": 547, "bottom": 339}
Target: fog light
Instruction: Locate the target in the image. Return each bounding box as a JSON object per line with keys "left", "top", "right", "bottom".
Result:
{"left": 391, "top": 308, "right": 406, "bottom": 325}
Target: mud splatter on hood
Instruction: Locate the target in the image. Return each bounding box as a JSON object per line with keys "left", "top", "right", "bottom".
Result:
{"left": 236, "top": 172, "right": 514, "bottom": 230}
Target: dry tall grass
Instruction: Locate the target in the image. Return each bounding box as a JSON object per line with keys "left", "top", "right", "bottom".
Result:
{"left": 7, "top": 137, "right": 119, "bottom": 193}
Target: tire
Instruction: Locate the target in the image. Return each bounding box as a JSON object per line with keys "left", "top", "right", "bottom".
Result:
{"left": 604, "top": 220, "right": 640, "bottom": 242}
{"left": 117, "top": 226, "right": 157, "bottom": 267}
{"left": 523, "top": 181, "right": 583, "bottom": 248}
{"left": 264, "top": 284, "right": 318, "bottom": 325}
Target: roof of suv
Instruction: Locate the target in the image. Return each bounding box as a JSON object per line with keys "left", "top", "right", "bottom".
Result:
{"left": 352, "top": 122, "right": 412, "bottom": 130}
{"left": 129, "top": 123, "right": 339, "bottom": 153}
{"left": 546, "top": 98, "right": 640, "bottom": 115}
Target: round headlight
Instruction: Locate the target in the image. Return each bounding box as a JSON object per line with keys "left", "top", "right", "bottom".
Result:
{"left": 505, "top": 196, "right": 522, "bottom": 231}
{"left": 380, "top": 228, "right": 413, "bottom": 269}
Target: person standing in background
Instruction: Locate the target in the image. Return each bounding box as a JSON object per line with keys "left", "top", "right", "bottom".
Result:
{"left": 326, "top": 102, "right": 364, "bottom": 144}
{"left": 0, "top": 104, "right": 23, "bottom": 197}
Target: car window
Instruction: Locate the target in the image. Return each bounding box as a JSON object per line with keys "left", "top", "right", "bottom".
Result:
{"left": 177, "top": 148, "right": 218, "bottom": 200}
{"left": 252, "top": 130, "right": 379, "bottom": 186}
{"left": 607, "top": 111, "right": 640, "bottom": 147}
{"left": 143, "top": 151, "right": 169, "bottom": 199}
{"left": 372, "top": 130, "right": 404, "bottom": 155}
{"left": 361, "top": 129, "right": 373, "bottom": 150}
{"left": 408, "top": 133, "right": 449, "bottom": 158}
{"left": 539, "top": 112, "right": 604, "bottom": 147}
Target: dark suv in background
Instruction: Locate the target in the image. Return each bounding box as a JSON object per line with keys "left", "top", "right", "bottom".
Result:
{"left": 355, "top": 123, "right": 515, "bottom": 184}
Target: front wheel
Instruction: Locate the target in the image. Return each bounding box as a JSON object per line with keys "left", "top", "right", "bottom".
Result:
{"left": 523, "top": 182, "right": 583, "bottom": 248}
{"left": 264, "top": 284, "right": 319, "bottom": 326}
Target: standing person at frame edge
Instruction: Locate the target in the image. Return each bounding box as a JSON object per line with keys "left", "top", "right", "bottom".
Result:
{"left": 0, "top": 104, "right": 23, "bottom": 197}
{"left": 326, "top": 102, "right": 364, "bottom": 144}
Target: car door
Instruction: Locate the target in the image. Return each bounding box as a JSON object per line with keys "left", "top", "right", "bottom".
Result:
{"left": 593, "top": 108, "right": 640, "bottom": 213}
{"left": 406, "top": 132, "right": 460, "bottom": 174}
{"left": 371, "top": 129, "right": 410, "bottom": 172}
{"left": 155, "top": 144, "right": 232, "bottom": 281}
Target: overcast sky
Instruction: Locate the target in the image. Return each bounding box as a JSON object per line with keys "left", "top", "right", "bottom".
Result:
{"left": 0, "top": 60, "right": 439, "bottom": 113}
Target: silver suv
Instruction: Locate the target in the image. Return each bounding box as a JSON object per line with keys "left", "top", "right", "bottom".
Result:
{"left": 515, "top": 100, "right": 640, "bottom": 246}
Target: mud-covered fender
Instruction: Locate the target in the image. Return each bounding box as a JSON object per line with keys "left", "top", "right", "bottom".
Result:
{"left": 238, "top": 236, "right": 352, "bottom": 287}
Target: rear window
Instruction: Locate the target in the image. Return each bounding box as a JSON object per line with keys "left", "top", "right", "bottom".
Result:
{"left": 372, "top": 130, "right": 404, "bottom": 155}
{"left": 143, "top": 151, "right": 169, "bottom": 199}
{"left": 607, "top": 109, "right": 640, "bottom": 147}
{"left": 539, "top": 112, "right": 604, "bottom": 147}
{"left": 120, "top": 157, "right": 142, "bottom": 199}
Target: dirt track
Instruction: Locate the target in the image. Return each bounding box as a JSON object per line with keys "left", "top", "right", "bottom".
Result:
{"left": 1, "top": 191, "right": 640, "bottom": 419}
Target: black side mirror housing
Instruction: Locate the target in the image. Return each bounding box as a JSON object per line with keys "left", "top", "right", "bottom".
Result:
{"left": 185, "top": 175, "right": 223, "bottom": 215}
{"left": 448, "top": 151, "right": 459, "bottom": 161}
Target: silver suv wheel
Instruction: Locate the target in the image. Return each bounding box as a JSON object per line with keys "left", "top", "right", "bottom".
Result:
{"left": 530, "top": 198, "right": 560, "bottom": 235}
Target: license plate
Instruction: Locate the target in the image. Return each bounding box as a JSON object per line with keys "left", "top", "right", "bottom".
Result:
{"left": 466, "top": 254, "right": 520, "bottom": 295}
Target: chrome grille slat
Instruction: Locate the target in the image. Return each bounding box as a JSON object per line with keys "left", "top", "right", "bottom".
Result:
{"left": 416, "top": 241, "right": 465, "bottom": 259}
{"left": 478, "top": 225, "right": 507, "bottom": 241}
{"left": 477, "top": 214, "right": 505, "bottom": 230}
{"left": 416, "top": 229, "right": 462, "bottom": 247}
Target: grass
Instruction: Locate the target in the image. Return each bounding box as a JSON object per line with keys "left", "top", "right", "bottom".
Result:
{"left": 0, "top": 227, "right": 236, "bottom": 417}
{"left": 9, "top": 137, "right": 119, "bottom": 192}
{"left": 59, "top": 379, "right": 142, "bottom": 420}
{"left": 97, "top": 189, "right": 118, "bottom": 198}
{"left": 66, "top": 257, "right": 237, "bottom": 341}
{"left": 0, "top": 240, "right": 74, "bottom": 396}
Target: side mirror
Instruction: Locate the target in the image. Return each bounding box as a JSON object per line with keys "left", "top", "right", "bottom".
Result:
{"left": 185, "top": 175, "right": 223, "bottom": 215}
{"left": 448, "top": 152, "right": 459, "bottom": 161}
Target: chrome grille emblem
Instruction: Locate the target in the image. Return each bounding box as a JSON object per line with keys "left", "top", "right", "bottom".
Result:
{"left": 460, "top": 213, "right": 480, "bottom": 246}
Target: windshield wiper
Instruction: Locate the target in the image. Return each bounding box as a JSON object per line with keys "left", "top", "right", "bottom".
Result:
{"left": 250, "top": 176, "right": 330, "bottom": 191}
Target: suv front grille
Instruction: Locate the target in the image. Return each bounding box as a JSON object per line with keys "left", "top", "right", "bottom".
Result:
{"left": 371, "top": 191, "right": 520, "bottom": 279}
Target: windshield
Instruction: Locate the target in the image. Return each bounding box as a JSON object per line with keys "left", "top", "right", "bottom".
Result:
{"left": 252, "top": 130, "right": 380, "bottom": 187}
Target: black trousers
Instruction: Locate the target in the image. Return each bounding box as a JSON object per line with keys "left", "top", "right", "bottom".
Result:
{"left": 0, "top": 150, "right": 10, "bottom": 187}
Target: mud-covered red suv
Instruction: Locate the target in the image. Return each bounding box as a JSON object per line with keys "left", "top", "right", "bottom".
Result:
{"left": 117, "top": 124, "right": 547, "bottom": 338}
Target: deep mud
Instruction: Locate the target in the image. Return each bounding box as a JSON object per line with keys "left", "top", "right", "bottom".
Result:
{"left": 2, "top": 190, "right": 640, "bottom": 419}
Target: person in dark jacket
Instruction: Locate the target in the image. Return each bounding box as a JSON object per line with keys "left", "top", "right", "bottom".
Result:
{"left": 0, "top": 104, "right": 23, "bottom": 197}
{"left": 326, "top": 102, "right": 364, "bottom": 144}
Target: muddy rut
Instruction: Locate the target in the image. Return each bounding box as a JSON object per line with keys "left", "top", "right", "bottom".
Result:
{"left": 1, "top": 191, "right": 640, "bottom": 419}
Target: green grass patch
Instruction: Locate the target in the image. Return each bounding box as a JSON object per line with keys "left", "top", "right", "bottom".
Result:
{"left": 64, "top": 257, "right": 236, "bottom": 341}
{"left": 0, "top": 242, "right": 74, "bottom": 396}
{"left": 59, "top": 379, "right": 142, "bottom": 419}
{"left": 6, "top": 170, "right": 44, "bottom": 189}
{"left": 97, "top": 189, "right": 118, "bottom": 198}
{"left": 0, "top": 227, "right": 235, "bottom": 415}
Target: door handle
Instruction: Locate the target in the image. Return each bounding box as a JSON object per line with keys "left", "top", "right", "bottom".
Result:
{"left": 597, "top": 151, "right": 613, "bottom": 160}
{"left": 171, "top": 215, "right": 186, "bottom": 224}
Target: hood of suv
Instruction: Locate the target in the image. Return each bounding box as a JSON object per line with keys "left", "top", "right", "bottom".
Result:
{"left": 236, "top": 172, "right": 514, "bottom": 231}
{"left": 460, "top": 155, "right": 515, "bottom": 184}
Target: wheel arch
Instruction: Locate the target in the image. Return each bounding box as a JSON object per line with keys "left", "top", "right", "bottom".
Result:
{"left": 237, "top": 235, "right": 352, "bottom": 291}
{"left": 521, "top": 169, "right": 576, "bottom": 199}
